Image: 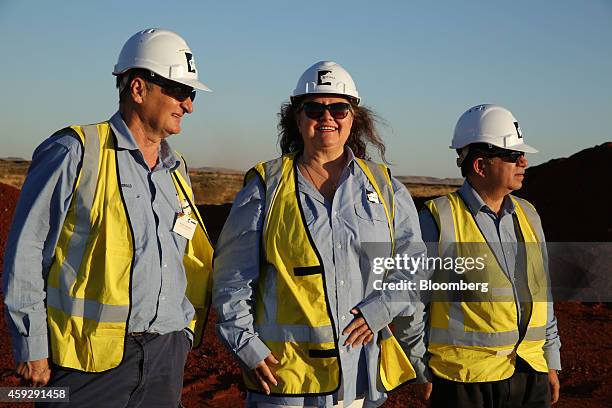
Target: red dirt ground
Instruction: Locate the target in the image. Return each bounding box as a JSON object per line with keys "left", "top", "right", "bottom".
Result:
{"left": 1, "top": 143, "right": 610, "bottom": 407}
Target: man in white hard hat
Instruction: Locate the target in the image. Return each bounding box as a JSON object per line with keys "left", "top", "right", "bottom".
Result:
{"left": 3, "top": 28, "right": 214, "bottom": 407}
{"left": 394, "top": 104, "right": 561, "bottom": 407}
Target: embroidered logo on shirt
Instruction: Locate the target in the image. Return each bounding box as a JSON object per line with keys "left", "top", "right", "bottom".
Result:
{"left": 366, "top": 190, "right": 380, "bottom": 204}
{"left": 121, "top": 183, "right": 132, "bottom": 188}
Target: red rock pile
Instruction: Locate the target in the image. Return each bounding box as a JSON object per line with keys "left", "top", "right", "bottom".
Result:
{"left": 515, "top": 142, "right": 612, "bottom": 242}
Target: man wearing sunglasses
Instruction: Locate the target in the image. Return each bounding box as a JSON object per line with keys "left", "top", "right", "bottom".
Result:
{"left": 3, "top": 28, "right": 214, "bottom": 407}
{"left": 394, "top": 104, "right": 561, "bottom": 407}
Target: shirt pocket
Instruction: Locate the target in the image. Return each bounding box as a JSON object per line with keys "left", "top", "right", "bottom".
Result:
{"left": 119, "top": 189, "right": 149, "bottom": 250}
{"left": 353, "top": 192, "right": 391, "bottom": 243}
{"left": 354, "top": 193, "right": 388, "bottom": 222}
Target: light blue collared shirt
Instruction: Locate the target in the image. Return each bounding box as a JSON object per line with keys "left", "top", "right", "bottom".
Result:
{"left": 213, "top": 149, "right": 426, "bottom": 407}
{"left": 394, "top": 180, "right": 561, "bottom": 383}
{"left": 3, "top": 112, "right": 194, "bottom": 362}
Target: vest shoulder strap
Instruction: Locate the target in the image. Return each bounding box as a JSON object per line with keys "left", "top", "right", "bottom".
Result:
{"left": 244, "top": 156, "right": 288, "bottom": 245}
{"left": 354, "top": 157, "right": 395, "bottom": 224}
{"left": 511, "top": 196, "right": 544, "bottom": 242}
{"left": 173, "top": 150, "right": 189, "bottom": 183}
{"left": 245, "top": 154, "right": 289, "bottom": 187}
{"left": 244, "top": 163, "right": 265, "bottom": 188}
{"left": 51, "top": 126, "right": 83, "bottom": 147}
{"left": 427, "top": 195, "right": 456, "bottom": 244}
{"left": 64, "top": 123, "right": 112, "bottom": 222}
{"left": 425, "top": 195, "right": 459, "bottom": 258}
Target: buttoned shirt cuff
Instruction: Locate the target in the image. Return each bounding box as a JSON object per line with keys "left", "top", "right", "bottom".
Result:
{"left": 12, "top": 334, "right": 48, "bottom": 363}
{"left": 544, "top": 349, "right": 562, "bottom": 371}
{"left": 235, "top": 335, "right": 272, "bottom": 370}
{"left": 358, "top": 297, "right": 391, "bottom": 334}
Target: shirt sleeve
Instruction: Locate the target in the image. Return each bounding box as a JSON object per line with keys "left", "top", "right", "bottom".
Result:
{"left": 390, "top": 208, "right": 440, "bottom": 383}
{"left": 2, "top": 131, "right": 82, "bottom": 362}
{"left": 537, "top": 222, "right": 562, "bottom": 370}
{"left": 212, "top": 176, "right": 272, "bottom": 370}
{"left": 358, "top": 178, "right": 429, "bottom": 333}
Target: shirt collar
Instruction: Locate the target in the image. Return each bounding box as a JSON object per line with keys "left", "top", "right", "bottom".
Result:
{"left": 109, "top": 111, "right": 139, "bottom": 151}
{"left": 159, "top": 140, "right": 181, "bottom": 171}
{"left": 459, "top": 180, "right": 516, "bottom": 217}
{"left": 108, "top": 111, "right": 180, "bottom": 171}
{"left": 343, "top": 146, "right": 357, "bottom": 172}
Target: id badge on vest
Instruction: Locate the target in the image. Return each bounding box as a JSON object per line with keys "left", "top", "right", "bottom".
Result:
{"left": 173, "top": 198, "right": 196, "bottom": 240}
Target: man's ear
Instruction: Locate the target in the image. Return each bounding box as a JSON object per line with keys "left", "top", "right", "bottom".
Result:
{"left": 130, "top": 77, "right": 147, "bottom": 104}
{"left": 473, "top": 157, "right": 487, "bottom": 178}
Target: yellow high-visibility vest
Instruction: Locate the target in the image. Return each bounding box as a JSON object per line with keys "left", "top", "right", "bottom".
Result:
{"left": 46, "top": 122, "right": 214, "bottom": 372}
{"left": 243, "top": 153, "right": 415, "bottom": 396}
{"left": 425, "top": 192, "right": 549, "bottom": 382}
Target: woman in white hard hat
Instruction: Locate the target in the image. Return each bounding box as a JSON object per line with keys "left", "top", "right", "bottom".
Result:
{"left": 213, "top": 61, "right": 427, "bottom": 407}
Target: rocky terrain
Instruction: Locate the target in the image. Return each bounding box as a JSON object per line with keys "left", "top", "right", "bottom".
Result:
{"left": 0, "top": 143, "right": 610, "bottom": 407}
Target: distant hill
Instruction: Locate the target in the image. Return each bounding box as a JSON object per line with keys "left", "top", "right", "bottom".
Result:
{"left": 0, "top": 158, "right": 29, "bottom": 189}
{"left": 0, "top": 159, "right": 462, "bottom": 205}
{"left": 396, "top": 175, "right": 462, "bottom": 186}
{"left": 193, "top": 166, "right": 245, "bottom": 174}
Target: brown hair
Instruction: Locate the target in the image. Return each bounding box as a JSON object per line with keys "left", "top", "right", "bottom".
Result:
{"left": 278, "top": 96, "right": 388, "bottom": 163}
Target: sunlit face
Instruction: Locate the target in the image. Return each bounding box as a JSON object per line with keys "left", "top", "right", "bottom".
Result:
{"left": 139, "top": 79, "right": 194, "bottom": 138}
{"left": 295, "top": 95, "right": 354, "bottom": 155}
{"left": 484, "top": 153, "right": 529, "bottom": 193}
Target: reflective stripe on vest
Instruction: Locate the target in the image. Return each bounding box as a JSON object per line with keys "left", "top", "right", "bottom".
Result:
{"left": 46, "top": 122, "right": 213, "bottom": 372}
{"left": 243, "top": 153, "right": 415, "bottom": 396}
{"left": 425, "top": 192, "right": 548, "bottom": 382}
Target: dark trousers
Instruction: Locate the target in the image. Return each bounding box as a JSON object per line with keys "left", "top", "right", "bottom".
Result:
{"left": 431, "top": 359, "right": 551, "bottom": 408}
{"left": 37, "top": 331, "right": 191, "bottom": 408}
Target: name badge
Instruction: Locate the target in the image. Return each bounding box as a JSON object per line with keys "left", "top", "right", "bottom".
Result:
{"left": 173, "top": 214, "right": 197, "bottom": 240}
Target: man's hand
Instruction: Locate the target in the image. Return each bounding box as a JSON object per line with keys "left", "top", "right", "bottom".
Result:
{"left": 342, "top": 309, "right": 374, "bottom": 347}
{"left": 549, "top": 369, "right": 560, "bottom": 404}
{"left": 251, "top": 354, "right": 279, "bottom": 395}
{"left": 16, "top": 359, "right": 51, "bottom": 387}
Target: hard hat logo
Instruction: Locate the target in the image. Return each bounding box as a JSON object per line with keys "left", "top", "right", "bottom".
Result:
{"left": 514, "top": 122, "right": 523, "bottom": 139}
{"left": 186, "top": 52, "right": 196, "bottom": 73}
{"left": 317, "top": 70, "right": 334, "bottom": 86}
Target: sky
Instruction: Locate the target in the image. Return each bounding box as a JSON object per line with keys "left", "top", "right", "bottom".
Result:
{"left": 1, "top": 0, "right": 610, "bottom": 178}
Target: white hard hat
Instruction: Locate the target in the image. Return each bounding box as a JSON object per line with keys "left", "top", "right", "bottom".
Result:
{"left": 291, "top": 61, "right": 360, "bottom": 104}
{"left": 451, "top": 104, "right": 537, "bottom": 153}
{"left": 113, "top": 28, "right": 211, "bottom": 92}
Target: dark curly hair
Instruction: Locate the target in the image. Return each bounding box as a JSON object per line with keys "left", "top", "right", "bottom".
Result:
{"left": 278, "top": 96, "right": 388, "bottom": 163}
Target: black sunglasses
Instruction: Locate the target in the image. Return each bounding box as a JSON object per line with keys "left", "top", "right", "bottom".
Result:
{"left": 146, "top": 73, "right": 196, "bottom": 102}
{"left": 299, "top": 102, "right": 352, "bottom": 120}
{"left": 483, "top": 150, "right": 525, "bottom": 163}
